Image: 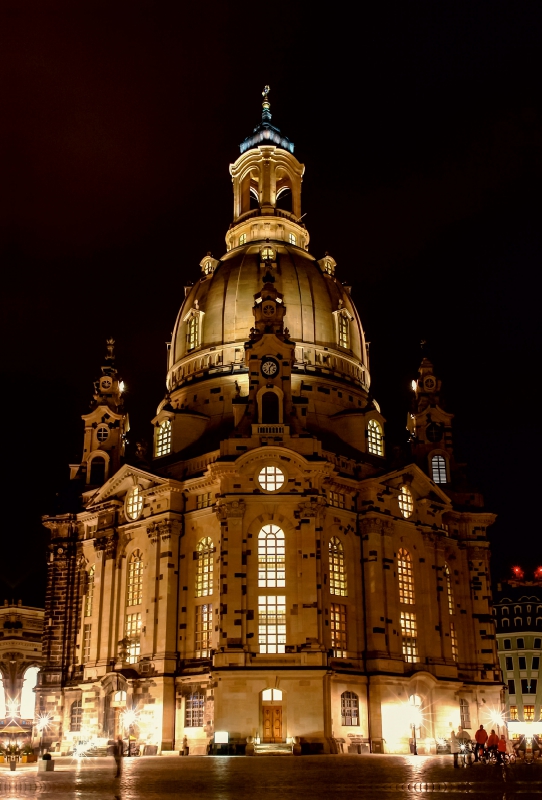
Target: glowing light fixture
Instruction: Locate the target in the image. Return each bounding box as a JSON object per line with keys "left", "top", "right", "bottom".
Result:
{"left": 411, "top": 380, "right": 417, "bottom": 392}
{"left": 119, "top": 381, "right": 125, "bottom": 393}
{"left": 215, "top": 731, "right": 229, "bottom": 744}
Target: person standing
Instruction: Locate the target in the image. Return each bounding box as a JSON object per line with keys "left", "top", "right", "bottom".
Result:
{"left": 474, "top": 725, "right": 488, "bottom": 762}
{"left": 487, "top": 729, "right": 499, "bottom": 757}
{"left": 114, "top": 737, "right": 123, "bottom": 778}
{"left": 497, "top": 734, "right": 507, "bottom": 764}
{"left": 450, "top": 729, "right": 460, "bottom": 768}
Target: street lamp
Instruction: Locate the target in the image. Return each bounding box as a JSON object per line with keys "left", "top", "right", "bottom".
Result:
{"left": 36, "top": 713, "right": 53, "bottom": 756}
{"left": 406, "top": 699, "right": 423, "bottom": 756}
{"left": 121, "top": 708, "right": 138, "bottom": 757}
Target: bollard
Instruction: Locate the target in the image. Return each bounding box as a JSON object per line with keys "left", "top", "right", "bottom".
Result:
{"left": 10, "top": 759, "right": 16, "bottom": 771}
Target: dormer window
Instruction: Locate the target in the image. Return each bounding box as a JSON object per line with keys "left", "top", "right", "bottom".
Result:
{"left": 288, "top": 233, "right": 297, "bottom": 245}
{"left": 324, "top": 260, "right": 333, "bottom": 275}
{"left": 239, "top": 233, "right": 247, "bottom": 246}
{"left": 188, "top": 316, "right": 198, "bottom": 349}
{"left": 203, "top": 260, "right": 213, "bottom": 275}
{"left": 338, "top": 314, "right": 349, "bottom": 349}
{"left": 261, "top": 246, "right": 274, "bottom": 261}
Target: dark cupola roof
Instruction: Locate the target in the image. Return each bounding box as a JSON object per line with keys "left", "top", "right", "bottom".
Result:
{"left": 240, "top": 86, "right": 294, "bottom": 154}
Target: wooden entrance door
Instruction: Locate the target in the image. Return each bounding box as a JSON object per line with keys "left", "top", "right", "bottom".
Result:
{"left": 263, "top": 706, "right": 283, "bottom": 742}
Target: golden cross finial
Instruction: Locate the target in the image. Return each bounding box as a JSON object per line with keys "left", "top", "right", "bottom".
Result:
{"left": 262, "top": 85, "right": 270, "bottom": 100}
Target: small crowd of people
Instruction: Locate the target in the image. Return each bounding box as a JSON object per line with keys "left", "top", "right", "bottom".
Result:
{"left": 450, "top": 724, "right": 541, "bottom": 767}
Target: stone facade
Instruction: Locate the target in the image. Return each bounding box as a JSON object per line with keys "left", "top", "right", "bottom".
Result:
{"left": 38, "top": 91, "right": 503, "bottom": 756}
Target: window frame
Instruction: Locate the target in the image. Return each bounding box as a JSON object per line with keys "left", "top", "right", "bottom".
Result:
{"left": 126, "top": 486, "right": 144, "bottom": 521}
{"left": 367, "top": 418, "right": 384, "bottom": 456}
{"left": 258, "top": 595, "right": 286, "bottom": 654}
{"left": 398, "top": 548, "right": 415, "bottom": 605}
{"left": 340, "top": 691, "right": 359, "bottom": 726}
{"left": 195, "top": 603, "right": 213, "bottom": 658}
{"left": 258, "top": 524, "right": 286, "bottom": 588}
{"left": 329, "top": 537, "right": 348, "bottom": 597}
{"left": 155, "top": 419, "right": 172, "bottom": 458}
{"left": 127, "top": 550, "right": 143, "bottom": 607}
{"left": 331, "top": 603, "right": 347, "bottom": 657}
{"left": 431, "top": 454, "right": 447, "bottom": 484}
{"left": 398, "top": 485, "right": 414, "bottom": 518}
{"left": 185, "top": 691, "right": 205, "bottom": 727}
{"left": 196, "top": 537, "right": 214, "bottom": 598}
{"left": 70, "top": 699, "right": 83, "bottom": 732}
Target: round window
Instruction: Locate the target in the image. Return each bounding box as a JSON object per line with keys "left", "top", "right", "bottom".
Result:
{"left": 96, "top": 425, "right": 109, "bottom": 442}
{"left": 125, "top": 486, "right": 143, "bottom": 520}
{"left": 258, "top": 465, "right": 285, "bottom": 492}
{"left": 398, "top": 485, "right": 414, "bottom": 518}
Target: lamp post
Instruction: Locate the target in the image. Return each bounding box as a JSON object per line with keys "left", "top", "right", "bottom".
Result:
{"left": 409, "top": 704, "right": 422, "bottom": 756}
{"left": 36, "top": 713, "right": 52, "bottom": 756}
{"left": 121, "top": 708, "right": 137, "bottom": 757}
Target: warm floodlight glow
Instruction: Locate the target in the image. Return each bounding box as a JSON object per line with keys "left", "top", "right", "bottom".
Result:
{"left": 215, "top": 731, "right": 228, "bottom": 744}
{"left": 489, "top": 709, "right": 505, "bottom": 727}
{"left": 411, "top": 380, "right": 417, "bottom": 391}
{"left": 36, "top": 712, "right": 53, "bottom": 732}
{"left": 6, "top": 698, "right": 19, "bottom": 718}
{"left": 121, "top": 708, "right": 138, "bottom": 729}
{"left": 119, "top": 381, "right": 125, "bottom": 393}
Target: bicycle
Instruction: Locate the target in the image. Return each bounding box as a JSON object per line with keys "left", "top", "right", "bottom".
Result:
{"left": 458, "top": 740, "right": 474, "bottom": 768}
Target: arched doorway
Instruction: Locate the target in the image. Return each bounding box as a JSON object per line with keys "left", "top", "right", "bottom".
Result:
{"left": 261, "top": 392, "right": 279, "bottom": 424}
{"left": 261, "top": 688, "right": 283, "bottom": 743}
{"left": 89, "top": 456, "right": 106, "bottom": 485}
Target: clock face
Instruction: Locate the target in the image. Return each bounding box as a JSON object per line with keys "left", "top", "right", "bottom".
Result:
{"left": 423, "top": 375, "right": 436, "bottom": 391}
{"left": 101, "top": 378, "right": 112, "bottom": 391}
{"left": 426, "top": 422, "right": 444, "bottom": 442}
{"left": 261, "top": 357, "right": 279, "bottom": 377}
{"left": 262, "top": 302, "right": 275, "bottom": 317}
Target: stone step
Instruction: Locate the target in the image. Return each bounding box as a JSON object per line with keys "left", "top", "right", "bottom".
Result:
{"left": 254, "top": 743, "right": 292, "bottom": 755}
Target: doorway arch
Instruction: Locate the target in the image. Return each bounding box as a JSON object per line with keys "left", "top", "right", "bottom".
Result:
{"left": 261, "top": 688, "right": 284, "bottom": 743}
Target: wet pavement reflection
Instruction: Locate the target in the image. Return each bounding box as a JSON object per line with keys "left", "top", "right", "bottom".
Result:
{"left": 2, "top": 754, "right": 541, "bottom": 800}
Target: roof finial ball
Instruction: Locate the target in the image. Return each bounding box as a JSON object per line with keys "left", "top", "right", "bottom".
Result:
{"left": 262, "top": 85, "right": 271, "bottom": 122}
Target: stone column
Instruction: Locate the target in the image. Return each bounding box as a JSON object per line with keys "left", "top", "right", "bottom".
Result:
{"left": 214, "top": 500, "right": 247, "bottom": 658}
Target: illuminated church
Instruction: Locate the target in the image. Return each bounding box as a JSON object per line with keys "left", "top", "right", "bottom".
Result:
{"left": 38, "top": 89, "right": 503, "bottom": 755}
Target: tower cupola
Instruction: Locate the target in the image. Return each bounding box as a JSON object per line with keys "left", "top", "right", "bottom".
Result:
{"left": 228, "top": 87, "right": 308, "bottom": 251}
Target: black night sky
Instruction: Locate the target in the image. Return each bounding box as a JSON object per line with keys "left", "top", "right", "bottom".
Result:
{"left": 2, "top": 2, "right": 541, "bottom": 607}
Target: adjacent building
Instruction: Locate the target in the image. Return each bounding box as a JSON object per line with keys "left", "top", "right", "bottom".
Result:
{"left": 37, "top": 89, "right": 503, "bottom": 756}
{"left": 0, "top": 601, "right": 44, "bottom": 748}
{"left": 494, "top": 568, "right": 542, "bottom": 740}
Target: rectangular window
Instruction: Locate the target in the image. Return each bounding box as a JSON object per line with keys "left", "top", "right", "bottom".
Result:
{"left": 530, "top": 679, "right": 538, "bottom": 694}
{"left": 330, "top": 603, "right": 347, "bottom": 657}
{"left": 459, "top": 699, "right": 471, "bottom": 729}
{"left": 508, "top": 679, "right": 516, "bottom": 694}
{"left": 195, "top": 604, "right": 212, "bottom": 658}
{"left": 185, "top": 692, "right": 205, "bottom": 727}
{"left": 288, "top": 233, "right": 297, "bottom": 245}
{"left": 509, "top": 705, "right": 518, "bottom": 720}
{"left": 524, "top": 705, "right": 534, "bottom": 721}
{"left": 258, "top": 595, "right": 286, "bottom": 653}
{"left": 82, "top": 623, "right": 92, "bottom": 664}
{"left": 505, "top": 656, "right": 513, "bottom": 670}
{"left": 521, "top": 679, "right": 529, "bottom": 694}
{"left": 125, "top": 612, "right": 141, "bottom": 664}
{"left": 196, "top": 492, "right": 213, "bottom": 510}
{"left": 329, "top": 491, "right": 346, "bottom": 509}
{"left": 519, "top": 656, "right": 526, "bottom": 670}
{"left": 400, "top": 611, "right": 418, "bottom": 663}
{"left": 450, "top": 621, "right": 458, "bottom": 661}
{"left": 533, "top": 656, "right": 540, "bottom": 670}
{"left": 504, "top": 639, "right": 511, "bottom": 650}
{"left": 517, "top": 638, "right": 525, "bottom": 648}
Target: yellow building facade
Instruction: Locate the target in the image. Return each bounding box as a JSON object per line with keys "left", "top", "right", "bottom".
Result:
{"left": 38, "top": 90, "right": 502, "bottom": 756}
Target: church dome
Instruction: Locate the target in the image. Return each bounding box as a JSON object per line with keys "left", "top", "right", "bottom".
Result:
{"left": 169, "top": 244, "right": 369, "bottom": 386}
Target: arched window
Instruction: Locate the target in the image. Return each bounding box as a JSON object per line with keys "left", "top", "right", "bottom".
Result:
{"left": 70, "top": 699, "right": 82, "bottom": 732}
{"left": 89, "top": 456, "right": 106, "bottom": 485}
{"left": 261, "top": 392, "right": 279, "bottom": 424}
{"left": 127, "top": 551, "right": 143, "bottom": 607}
{"left": 258, "top": 525, "right": 285, "bottom": 588}
{"left": 85, "top": 566, "right": 95, "bottom": 617}
{"left": 341, "top": 691, "right": 359, "bottom": 726}
{"left": 288, "top": 232, "right": 297, "bottom": 245}
{"left": 398, "top": 549, "right": 415, "bottom": 604}
{"left": 444, "top": 565, "right": 454, "bottom": 615}
{"left": 239, "top": 233, "right": 247, "bottom": 246}
{"left": 431, "top": 455, "right": 447, "bottom": 484}
{"left": 329, "top": 537, "right": 347, "bottom": 596}
{"left": 398, "top": 485, "right": 414, "bottom": 518}
{"left": 261, "top": 246, "right": 275, "bottom": 261}
{"left": 367, "top": 419, "right": 384, "bottom": 456}
{"left": 185, "top": 691, "right": 205, "bottom": 727}
{"left": 338, "top": 314, "right": 349, "bottom": 349}
{"left": 155, "top": 419, "right": 172, "bottom": 457}
{"left": 187, "top": 316, "right": 199, "bottom": 350}
{"left": 196, "top": 537, "right": 213, "bottom": 597}
{"left": 20, "top": 666, "right": 39, "bottom": 719}
{"left": 126, "top": 485, "right": 143, "bottom": 520}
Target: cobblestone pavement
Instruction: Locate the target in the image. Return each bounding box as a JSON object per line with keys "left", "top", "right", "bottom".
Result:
{"left": 1, "top": 755, "right": 541, "bottom": 800}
